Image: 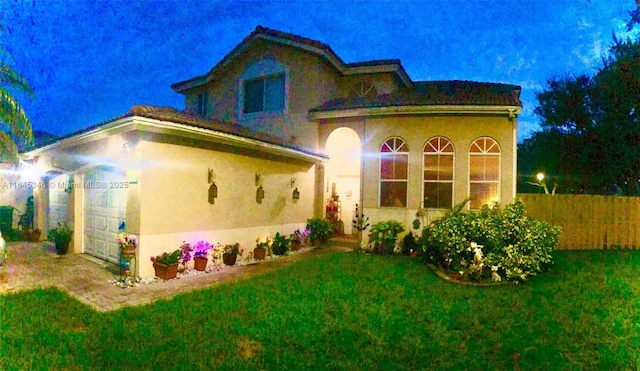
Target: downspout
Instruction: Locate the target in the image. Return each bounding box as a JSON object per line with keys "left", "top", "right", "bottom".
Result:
{"left": 509, "top": 109, "right": 518, "bottom": 201}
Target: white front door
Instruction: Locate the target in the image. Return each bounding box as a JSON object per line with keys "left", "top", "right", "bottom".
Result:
{"left": 48, "top": 173, "right": 69, "bottom": 230}
{"left": 84, "top": 167, "right": 126, "bottom": 264}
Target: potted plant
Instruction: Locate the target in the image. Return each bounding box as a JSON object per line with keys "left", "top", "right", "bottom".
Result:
{"left": 193, "top": 240, "right": 212, "bottom": 271}
{"left": 223, "top": 243, "right": 243, "bottom": 266}
{"left": 254, "top": 237, "right": 270, "bottom": 260}
{"left": 306, "top": 217, "right": 333, "bottom": 245}
{"left": 178, "top": 241, "right": 193, "bottom": 271}
{"left": 47, "top": 222, "right": 73, "bottom": 255}
{"left": 289, "top": 229, "right": 305, "bottom": 251}
{"left": 24, "top": 228, "right": 42, "bottom": 242}
{"left": 272, "top": 232, "right": 290, "bottom": 255}
{"left": 151, "top": 249, "right": 180, "bottom": 280}
{"left": 116, "top": 232, "right": 138, "bottom": 256}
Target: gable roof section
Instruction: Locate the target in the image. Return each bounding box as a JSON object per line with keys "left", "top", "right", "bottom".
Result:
{"left": 24, "top": 105, "right": 326, "bottom": 163}
{"left": 309, "top": 80, "right": 522, "bottom": 117}
{"left": 170, "top": 26, "right": 413, "bottom": 93}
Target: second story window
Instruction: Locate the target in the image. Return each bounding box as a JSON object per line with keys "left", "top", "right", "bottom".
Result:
{"left": 196, "top": 92, "right": 208, "bottom": 117}
{"left": 243, "top": 74, "right": 285, "bottom": 114}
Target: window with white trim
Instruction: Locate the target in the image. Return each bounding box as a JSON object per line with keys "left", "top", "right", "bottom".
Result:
{"left": 379, "top": 137, "right": 408, "bottom": 208}
{"left": 423, "top": 137, "right": 454, "bottom": 209}
{"left": 243, "top": 74, "right": 285, "bottom": 114}
{"left": 469, "top": 137, "right": 500, "bottom": 209}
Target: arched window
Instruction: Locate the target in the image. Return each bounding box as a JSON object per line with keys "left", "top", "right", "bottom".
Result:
{"left": 347, "top": 80, "right": 377, "bottom": 100}
{"left": 423, "top": 137, "right": 454, "bottom": 209}
{"left": 469, "top": 137, "right": 500, "bottom": 209}
{"left": 379, "top": 137, "right": 408, "bottom": 207}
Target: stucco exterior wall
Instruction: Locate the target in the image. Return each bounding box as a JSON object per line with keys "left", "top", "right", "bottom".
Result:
{"left": 185, "top": 40, "right": 341, "bottom": 153}
{"left": 137, "top": 138, "right": 316, "bottom": 278}
{"left": 319, "top": 114, "right": 517, "bottom": 231}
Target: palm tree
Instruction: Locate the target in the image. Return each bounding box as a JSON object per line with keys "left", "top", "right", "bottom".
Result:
{"left": 0, "top": 24, "right": 33, "bottom": 163}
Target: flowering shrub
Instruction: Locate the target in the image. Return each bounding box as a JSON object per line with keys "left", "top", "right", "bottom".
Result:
{"left": 421, "top": 199, "right": 561, "bottom": 283}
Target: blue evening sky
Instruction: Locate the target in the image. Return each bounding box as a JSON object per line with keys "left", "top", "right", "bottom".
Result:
{"left": 1, "top": 0, "right": 637, "bottom": 142}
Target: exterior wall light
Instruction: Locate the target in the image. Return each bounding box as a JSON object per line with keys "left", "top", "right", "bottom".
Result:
{"left": 208, "top": 168, "right": 217, "bottom": 204}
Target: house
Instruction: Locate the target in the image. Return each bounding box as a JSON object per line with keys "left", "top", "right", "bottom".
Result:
{"left": 22, "top": 26, "right": 521, "bottom": 278}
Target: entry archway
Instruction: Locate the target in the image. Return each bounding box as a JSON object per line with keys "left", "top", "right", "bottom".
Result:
{"left": 325, "top": 127, "right": 361, "bottom": 235}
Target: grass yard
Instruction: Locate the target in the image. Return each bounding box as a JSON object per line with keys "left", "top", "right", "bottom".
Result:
{"left": 1, "top": 250, "right": 640, "bottom": 370}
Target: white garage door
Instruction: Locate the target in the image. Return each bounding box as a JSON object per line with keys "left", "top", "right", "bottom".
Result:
{"left": 84, "top": 166, "right": 126, "bottom": 264}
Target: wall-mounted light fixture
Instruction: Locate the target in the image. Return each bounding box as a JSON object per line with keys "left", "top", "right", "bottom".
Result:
{"left": 64, "top": 175, "right": 74, "bottom": 194}
{"left": 208, "top": 168, "right": 217, "bottom": 204}
{"left": 290, "top": 177, "right": 299, "bottom": 200}
{"left": 122, "top": 142, "right": 141, "bottom": 184}
{"left": 255, "top": 173, "right": 264, "bottom": 204}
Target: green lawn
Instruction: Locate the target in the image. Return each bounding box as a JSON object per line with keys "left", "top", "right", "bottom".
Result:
{"left": 1, "top": 250, "right": 639, "bottom": 370}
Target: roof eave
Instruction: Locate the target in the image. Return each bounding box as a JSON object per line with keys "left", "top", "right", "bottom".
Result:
{"left": 309, "top": 105, "right": 522, "bottom": 120}
{"left": 23, "top": 117, "right": 327, "bottom": 164}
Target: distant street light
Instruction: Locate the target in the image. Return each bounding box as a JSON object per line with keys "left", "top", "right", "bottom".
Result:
{"left": 528, "top": 172, "right": 554, "bottom": 195}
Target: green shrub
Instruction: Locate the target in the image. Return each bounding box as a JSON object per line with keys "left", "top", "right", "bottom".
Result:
{"left": 369, "top": 220, "right": 404, "bottom": 254}
{"left": 306, "top": 218, "right": 333, "bottom": 243}
{"left": 422, "top": 199, "right": 561, "bottom": 282}
{"left": 272, "top": 232, "right": 290, "bottom": 256}
{"left": 401, "top": 231, "right": 420, "bottom": 255}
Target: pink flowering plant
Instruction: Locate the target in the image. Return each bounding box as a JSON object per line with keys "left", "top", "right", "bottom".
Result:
{"left": 116, "top": 232, "right": 138, "bottom": 249}
{"left": 178, "top": 241, "right": 193, "bottom": 268}
{"left": 223, "top": 243, "right": 243, "bottom": 255}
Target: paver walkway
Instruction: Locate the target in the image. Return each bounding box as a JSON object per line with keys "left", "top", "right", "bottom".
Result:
{"left": 0, "top": 241, "right": 350, "bottom": 312}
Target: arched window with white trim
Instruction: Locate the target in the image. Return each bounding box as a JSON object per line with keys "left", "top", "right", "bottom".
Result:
{"left": 469, "top": 137, "right": 500, "bottom": 209}
{"left": 423, "top": 137, "right": 454, "bottom": 209}
{"left": 379, "top": 137, "right": 408, "bottom": 207}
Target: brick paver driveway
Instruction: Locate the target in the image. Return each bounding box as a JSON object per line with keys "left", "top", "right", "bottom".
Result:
{"left": 0, "top": 241, "right": 346, "bottom": 312}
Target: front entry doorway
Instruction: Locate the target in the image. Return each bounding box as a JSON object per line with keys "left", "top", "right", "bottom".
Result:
{"left": 325, "top": 128, "right": 361, "bottom": 235}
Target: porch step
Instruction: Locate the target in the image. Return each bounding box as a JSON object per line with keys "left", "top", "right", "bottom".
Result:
{"left": 326, "top": 234, "right": 358, "bottom": 249}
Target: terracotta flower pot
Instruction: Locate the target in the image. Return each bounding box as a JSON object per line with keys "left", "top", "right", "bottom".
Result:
{"left": 153, "top": 262, "right": 178, "bottom": 280}
{"left": 253, "top": 247, "right": 266, "bottom": 260}
{"left": 312, "top": 239, "right": 320, "bottom": 247}
{"left": 291, "top": 240, "right": 301, "bottom": 251}
{"left": 194, "top": 256, "right": 208, "bottom": 271}
{"left": 28, "top": 230, "right": 41, "bottom": 242}
{"left": 121, "top": 245, "right": 136, "bottom": 257}
{"left": 223, "top": 253, "right": 237, "bottom": 266}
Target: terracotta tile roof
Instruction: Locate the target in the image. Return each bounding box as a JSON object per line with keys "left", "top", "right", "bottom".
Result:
{"left": 345, "top": 59, "right": 402, "bottom": 68}
{"left": 171, "top": 26, "right": 413, "bottom": 91}
{"left": 310, "top": 80, "right": 522, "bottom": 112}
{"left": 27, "top": 106, "right": 324, "bottom": 158}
